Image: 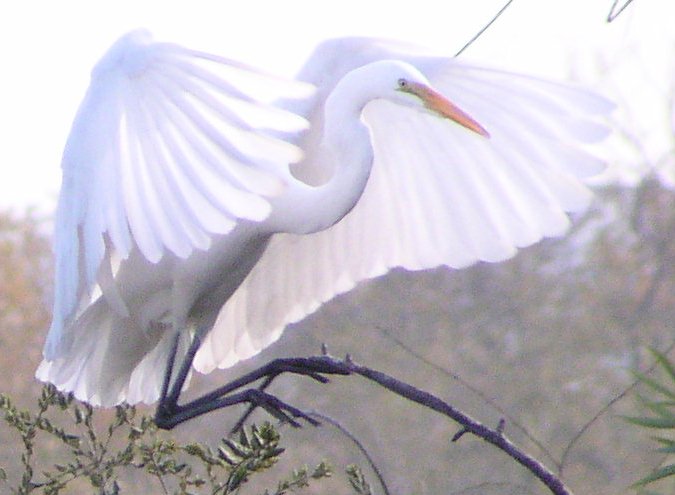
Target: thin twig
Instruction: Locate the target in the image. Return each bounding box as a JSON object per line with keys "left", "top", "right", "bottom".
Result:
{"left": 559, "top": 339, "right": 675, "bottom": 475}
{"left": 309, "top": 411, "right": 391, "bottom": 495}
{"left": 607, "top": 0, "right": 636, "bottom": 22}
{"left": 560, "top": 183, "right": 675, "bottom": 474}
{"left": 378, "top": 327, "right": 559, "bottom": 469}
{"left": 561, "top": 220, "right": 675, "bottom": 466}
{"left": 455, "top": 0, "right": 516, "bottom": 56}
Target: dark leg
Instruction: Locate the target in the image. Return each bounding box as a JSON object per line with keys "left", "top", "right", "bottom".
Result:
{"left": 154, "top": 333, "right": 351, "bottom": 431}
{"left": 158, "top": 332, "right": 181, "bottom": 407}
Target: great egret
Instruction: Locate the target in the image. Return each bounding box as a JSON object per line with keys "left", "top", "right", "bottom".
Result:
{"left": 37, "top": 30, "right": 612, "bottom": 428}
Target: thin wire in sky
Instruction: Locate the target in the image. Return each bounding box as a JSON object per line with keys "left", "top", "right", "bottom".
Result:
{"left": 607, "top": 0, "right": 637, "bottom": 22}
{"left": 455, "top": 0, "right": 515, "bottom": 57}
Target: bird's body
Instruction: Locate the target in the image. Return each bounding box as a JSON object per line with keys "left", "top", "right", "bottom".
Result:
{"left": 37, "top": 32, "right": 613, "bottom": 408}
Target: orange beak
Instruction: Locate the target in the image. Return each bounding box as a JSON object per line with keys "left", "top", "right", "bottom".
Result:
{"left": 410, "top": 82, "right": 490, "bottom": 138}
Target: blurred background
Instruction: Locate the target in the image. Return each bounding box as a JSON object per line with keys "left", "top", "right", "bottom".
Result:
{"left": 2, "top": 1, "right": 675, "bottom": 493}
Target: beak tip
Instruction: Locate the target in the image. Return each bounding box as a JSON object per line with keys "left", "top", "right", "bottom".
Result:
{"left": 423, "top": 87, "right": 490, "bottom": 139}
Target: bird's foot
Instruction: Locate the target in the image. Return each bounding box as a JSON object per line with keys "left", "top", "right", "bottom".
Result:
{"left": 154, "top": 354, "right": 354, "bottom": 431}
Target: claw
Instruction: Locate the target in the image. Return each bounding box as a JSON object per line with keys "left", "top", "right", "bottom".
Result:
{"left": 155, "top": 355, "right": 354, "bottom": 431}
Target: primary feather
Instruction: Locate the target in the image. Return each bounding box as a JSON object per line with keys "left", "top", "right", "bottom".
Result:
{"left": 45, "top": 30, "right": 312, "bottom": 358}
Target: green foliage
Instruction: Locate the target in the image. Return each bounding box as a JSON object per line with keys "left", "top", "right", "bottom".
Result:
{"left": 345, "top": 465, "right": 371, "bottom": 495}
{"left": 626, "top": 349, "right": 675, "bottom": 491}
{"left": 267, "top": 461, "right": 332, "bottom": 495}
{"left": 0, "top": 384, "right": 348, "bottom": 494}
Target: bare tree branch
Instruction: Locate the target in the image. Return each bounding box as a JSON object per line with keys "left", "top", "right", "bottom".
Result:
{"left": 344, "top": 357, "right": 574, "bottom": 495}
{"left": 377, "top": 326, "right": 559, "bottom": 470}
{"left": 214, "top": 354, "right": 575, "bottom": 495}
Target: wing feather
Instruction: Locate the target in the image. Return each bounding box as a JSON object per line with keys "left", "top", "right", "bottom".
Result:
{"left": 194, "top": 38, "right": 612, "bottom": 373}
{"left": 45, "top": 30, "right": 313, "bottom": 360}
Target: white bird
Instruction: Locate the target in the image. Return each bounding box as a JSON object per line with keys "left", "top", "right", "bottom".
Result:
{"left": 37, "top": 30, "right": 612, "bottom": 427}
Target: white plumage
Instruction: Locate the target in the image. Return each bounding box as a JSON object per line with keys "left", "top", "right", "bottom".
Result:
{"left": 37, "top": 32, "right": 612, "bottom": 407}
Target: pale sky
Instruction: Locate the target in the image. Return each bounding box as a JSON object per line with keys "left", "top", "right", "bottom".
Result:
{"left": 0, "top": 0, "right": 672, "bottom": 212}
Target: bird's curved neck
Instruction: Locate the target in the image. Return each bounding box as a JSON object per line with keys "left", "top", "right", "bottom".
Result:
{"left": 269, "top": 79, "right": 375, "bottom": 235}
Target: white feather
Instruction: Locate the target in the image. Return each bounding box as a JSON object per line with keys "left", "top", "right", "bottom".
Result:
{"left": 44, "top": 30, "right": 312, "bottom": 361}
{"left": 194, "top": 38, "right": 612, "bottom": 374}
{"left": 39, "top": 35, "right": 612, "bottom": 406}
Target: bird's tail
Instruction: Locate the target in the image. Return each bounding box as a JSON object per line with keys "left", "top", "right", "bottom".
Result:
{"left": 36, "top": 299, "right": 190, "bottom": 406}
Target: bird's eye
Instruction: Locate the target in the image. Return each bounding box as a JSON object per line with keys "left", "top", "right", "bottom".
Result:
{"left": 397, "top": 78, "right": 408, "bottom": 89}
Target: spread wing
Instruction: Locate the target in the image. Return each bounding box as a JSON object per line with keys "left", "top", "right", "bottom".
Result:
{"left": 45, "top": 30, "right": 312, "bottom": 360}
{"left": 193, "top": 38, "right": 613, "bottom": 372}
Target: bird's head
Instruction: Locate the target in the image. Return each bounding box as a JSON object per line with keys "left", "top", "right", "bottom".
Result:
{"left": 345, "top": 60, "right": 489, "bottom": 138}
{"left": 395, "top": 76, "right": 489, "bottom": 138}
